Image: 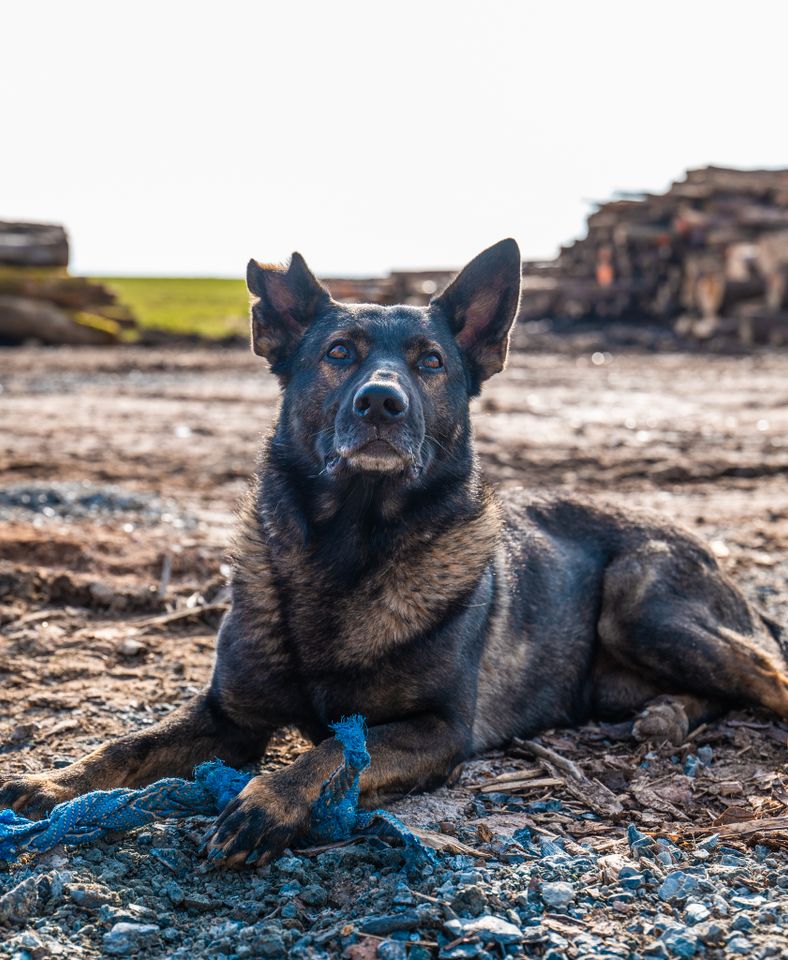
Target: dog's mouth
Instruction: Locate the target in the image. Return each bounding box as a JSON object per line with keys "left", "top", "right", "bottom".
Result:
{"left": 325, "top": 438, "right": 421, "bottom": 479}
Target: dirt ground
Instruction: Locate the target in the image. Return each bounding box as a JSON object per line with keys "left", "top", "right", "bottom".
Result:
{"left": 0, "top": 340, "right": 787, "bottom": 958}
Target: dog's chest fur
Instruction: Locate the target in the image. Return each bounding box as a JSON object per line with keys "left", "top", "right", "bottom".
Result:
{"left": 231, "top": 468, "right": 502, "bottom": 681}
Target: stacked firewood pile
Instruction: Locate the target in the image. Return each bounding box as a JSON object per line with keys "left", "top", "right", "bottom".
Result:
{"left": 0, "top": 222, "right": 136, "bottom": 345}
{"left": 520, "top": 166, "right": 788, "bottom": 344}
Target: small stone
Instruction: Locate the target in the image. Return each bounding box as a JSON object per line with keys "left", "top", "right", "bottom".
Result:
{"left": 0, "top": 876, "right": 43, "bottom": 924}
{"left": 698, "top": 922, "right": 725, "bottom": 946}
{"left": 683, "top": 755, "right": 699, "bottom": 778}
{"left": 67, "top": 883, "right": 116, "bottom": 910}
{"left": 392, "top": 881, "right": 415, "bottom": 906}
{"left": 103, "top": 921, "right": 160, "bottom": 956}
{"left": 50, "top": 755, "right": 74, "bottom": 769}
{"left": 182, "top": 892, "right": 218, "bottom": 911}
{"left": 9, "top": 722, "right": 39, "bottom": 743}
{"left": 658, "top": 871, "right": 698, "bottom": 903}
{"left": 300, "top": 883, "right": 327, "bottom": 907}
{"left": 660, "top": 926, "right": 698, "bottom": 958}
{"left": 149, "top": 846, "right": 182, "bottom": 873}
{"left": 696, "top": 833, "right": 719, "bottom": 851}
{"left": 626, "top": 824, "right": 655, "bottom": 854}
{"left": 89, "top": 581, "right": 116, "bottom": 604}
{"left": 245, "top": 932, "right": 286, "bottom": 957}
{"left": 730, "top": 893, "right": 766, "bottom": 910}
{"left": 409, "top": 948, "right": 432, "bottom": 960}
{"left": 439, "top": 944, "right": 490, "bottom": 959}
{"left": 278, "top": 880, "right": 302, "bottom": 899}
{"left": 118, "top": 637, "right": 145, "bottom": 656}
{"left": 377, "top": 942, "right": 408, "bottom": 960}
{"left": 683, "top": 901, "right": 709, "bottom": 925}
{"left": 726, "top": 935, "right": 753, "bottom": 955}
{"left": 717, "top": 780, "right": 743, "bottom": 796}
{"left": 696, "top": 746, "right": 713, "bottom": 766}
{"left": 444, "top": 915, "right": 522, "bottom": 945}
{"left": 450, "top": 884, "right": 488, "bottom": 917}
{"left": 162, "top": 880, "right": 185, "bottom": 905}
{"left": 619, "top": 870, "right": 644, "bottom": 890}
{"left": 276, "top": 855, "right": 306, "bottom": 877}
{"left": 643, "top": 942, "right": 670, "bottom": 959}
{"left": 541, "top": 881, "right": 576, "bottom": 910}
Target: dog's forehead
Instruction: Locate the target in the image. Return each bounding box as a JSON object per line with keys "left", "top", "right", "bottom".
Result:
{"left": 323, "top": 302, "right": 444, "bottom": 342}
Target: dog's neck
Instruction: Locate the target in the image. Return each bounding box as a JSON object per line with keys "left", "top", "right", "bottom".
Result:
{"left": 231, "top": 432, "right": 502, "bottom": 660}
{"left": 256, "top": 431, "right": 490, "bottom": 584}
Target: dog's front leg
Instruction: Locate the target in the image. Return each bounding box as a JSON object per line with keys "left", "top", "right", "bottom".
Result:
{"left": 203, "top": 714, "right": 467, "bottom": 868}
{"left": 0, "top": 690, "right": 270, "bottom": 818}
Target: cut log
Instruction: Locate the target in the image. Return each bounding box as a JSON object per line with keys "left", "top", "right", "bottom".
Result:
{"left": 0, "top": 222, "right": 69, "bottom": 268}
{"left": 0, "top": 295, "right": 117, "bottom": 345}
{"left": 0, "top": 274, "right": 116, "bottom": 310}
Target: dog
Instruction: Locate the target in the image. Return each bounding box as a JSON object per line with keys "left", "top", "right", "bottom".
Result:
{"left": 2, "top": 239, "right": 787, "bottom": 868}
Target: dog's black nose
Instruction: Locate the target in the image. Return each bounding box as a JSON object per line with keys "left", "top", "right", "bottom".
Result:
{"left": 353, "top": 381, "right": 408, "bottom": 423}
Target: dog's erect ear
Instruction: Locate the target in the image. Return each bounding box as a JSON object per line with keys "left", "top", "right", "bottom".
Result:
{"left": 431, "top": 238, "right": 522, "bottom": 387}
{"left": 247, "top": 253, "right": 331, "bottom": 373}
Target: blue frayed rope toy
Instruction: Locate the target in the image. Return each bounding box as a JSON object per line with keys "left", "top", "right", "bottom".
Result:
{"left": 0, "top": 715, "right": 434, "bottom": 865}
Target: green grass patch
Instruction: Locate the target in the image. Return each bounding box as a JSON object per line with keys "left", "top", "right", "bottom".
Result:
{"left": 96, "top": 277, "right": 249, "bottom": 339}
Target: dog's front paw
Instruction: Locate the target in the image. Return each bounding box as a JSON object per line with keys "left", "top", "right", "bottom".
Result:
{"left": 632, "top": 696, "right": 689, "bottom": 746}
{"left": 201, "top": 774, "right": 311, "bottom": 869}
{"left": 0, "top": 772, "right": 76, "bottom": 819}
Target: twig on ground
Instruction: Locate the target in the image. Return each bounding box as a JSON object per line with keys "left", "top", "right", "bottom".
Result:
{"left": 132, "top": 602, "right": 230, "bottom": 631}
{"left": 513, "top": 739, "right": 585, "bottom": 780}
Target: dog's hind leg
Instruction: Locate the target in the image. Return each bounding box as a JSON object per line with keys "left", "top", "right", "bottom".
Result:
{"left": 0, "top": 689, "right": 271, "bottom": 819}
{"left": 596, "top": 539, "right": 788, "bottom": 742}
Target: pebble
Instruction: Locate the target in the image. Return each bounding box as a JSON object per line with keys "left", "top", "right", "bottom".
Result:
{"left": 660, "top": 926, "right": 699, "bottom": 958}
{"left": 9, "top": 722, "right": 39, "bottom": 743}
{"left": 696, "top": 746, "right": 713, "bottom": 766}
{"left": 726, "top": 934, "right": 754, "bottom": 954}
{"left": 182, "top": 892, "right": 218, "bottom": 911}
{"left": 643, "top": 942, "right": 669, "bottom": 959}
{"left": 67, "top": 883, "right": 115, "bottom": 910}
{"left": 300, "top": 883, "right": 328, "bottom": 907}
{"left": 619, "top": 868, "right": 644, "bottom": 890}
{"left": 450, "top": 884, "right": 488, "bottom": 916}
{"left": 102, "top": 921, "right": 161, "bottom": 956}
{"left": 698, "top": 921, "right": 726, "bottom": 945}
{"left": 0, "top": 877, "right": 41, "bottom": 925}
{"left": 682, "top": 755, "right": 699, "bottom": 778}
{"left": 541, "top": 881, "right": 576, "bottom": 909}
{"left": 162, "top": 880, "right": 185, "bottom": 905}
{"left": 444, "top": 915, "right": 522, "bottom": 944}
{"left": 658, "top": 871, "right": 699, "bottom": 903}
{"left": 118, "top": 637, "right": 146, "bottom": 657}
{"left": 377, "top": 942, "right": 409, "bottom": 960}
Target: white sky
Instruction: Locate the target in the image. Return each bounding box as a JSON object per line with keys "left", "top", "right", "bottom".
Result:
{"left": 4, "top": 0, "right": 787, "bottom": 277}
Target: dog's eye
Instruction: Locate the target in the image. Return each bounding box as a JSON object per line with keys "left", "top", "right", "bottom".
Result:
{"left": 419, "top": 352, "right": 443, "bottom": 370}
{"left": 325, "top": 342, "right": 353, "bottom": 362}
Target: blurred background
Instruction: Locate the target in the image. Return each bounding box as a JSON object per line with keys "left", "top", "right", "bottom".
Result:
{"left": 2, "top": 0, "right": 788, "bottom": 345}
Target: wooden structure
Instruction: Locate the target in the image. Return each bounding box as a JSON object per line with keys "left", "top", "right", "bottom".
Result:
{"left": 0, "top": 222, "right": 136, "bottom": 345}
{"left": 519, "top": 167, "right": 788, "bottom": 345}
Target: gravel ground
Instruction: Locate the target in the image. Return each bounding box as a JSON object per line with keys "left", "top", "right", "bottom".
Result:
{"left": 1, "top": 340, "right": 786, "bottom": 958}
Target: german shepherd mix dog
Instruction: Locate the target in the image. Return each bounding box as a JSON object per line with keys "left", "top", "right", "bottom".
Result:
{"left": 2, "top": 240, "right": 787, "bottom": 867}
